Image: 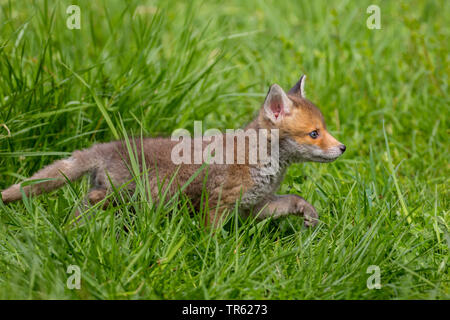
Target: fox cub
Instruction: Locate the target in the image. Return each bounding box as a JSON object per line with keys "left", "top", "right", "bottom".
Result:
{"left": 1, "top": 75, "right": 345, "bottom": 227}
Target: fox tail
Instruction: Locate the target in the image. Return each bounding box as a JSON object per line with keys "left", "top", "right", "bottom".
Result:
{"left": 1, "top": 149, "right": 98, "bottom": 204}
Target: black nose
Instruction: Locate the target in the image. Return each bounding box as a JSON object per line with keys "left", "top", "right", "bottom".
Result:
{"left": 339, "top": 145, "right": 346, "bottom": 153}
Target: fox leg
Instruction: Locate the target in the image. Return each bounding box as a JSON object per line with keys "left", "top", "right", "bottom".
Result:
{"left": 78, "top": 168, "right": 111, "bottom": 213}
{"left": 74, "top": 188, "right": 109, "bottom": 222}
{"left": 87, "top": 188, "right": 108, "bottom": 206}
{"left": 253, "top": 194, "right": 319, "bottom": 227}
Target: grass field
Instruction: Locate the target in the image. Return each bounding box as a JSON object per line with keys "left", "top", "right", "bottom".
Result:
{"left": 0, "top": 0, "right": 448, "bottom": 299}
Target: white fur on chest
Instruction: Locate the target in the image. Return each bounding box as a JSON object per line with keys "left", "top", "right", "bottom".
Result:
{"left": 238, "top": 138, "right": 301, "bottom": 209}
{"left": 240, "top": 166, "right": 286, "bottom": 209}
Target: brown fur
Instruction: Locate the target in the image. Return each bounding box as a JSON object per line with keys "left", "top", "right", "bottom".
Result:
{"left": 1, "top": 75, "right": 345, "bottom": 228}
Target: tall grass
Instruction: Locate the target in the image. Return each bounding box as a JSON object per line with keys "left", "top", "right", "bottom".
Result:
{"left": 0, "top": 0, "right": 448, "bottom": 299}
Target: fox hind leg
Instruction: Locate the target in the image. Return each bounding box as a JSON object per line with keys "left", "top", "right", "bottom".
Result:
{"left": 88, "top": 188, "right": 108, "bottom": 206}
{"left": 73, "top": 188, "right": 109, "bottom": 224}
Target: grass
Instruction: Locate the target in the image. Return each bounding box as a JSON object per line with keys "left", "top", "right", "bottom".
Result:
{"left": 0, "top": 0, "right": 448, "bottom": 299}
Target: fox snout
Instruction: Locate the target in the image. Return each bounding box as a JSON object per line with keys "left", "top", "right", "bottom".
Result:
{"left": 312, "top": 130, "right": 346, "bottom": 162}
{"left": 293, "top": 131, "right": 346, "bottom": 163}
{"left": 302, "top": 129, "right": 346, "bottom": 163}
{"left": 316, "top": 141, "right": 346, "bottom": 163}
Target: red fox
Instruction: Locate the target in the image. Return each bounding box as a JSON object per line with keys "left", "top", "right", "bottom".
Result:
{"left": 1, "top": 75, "right": 345, "bottom": 227}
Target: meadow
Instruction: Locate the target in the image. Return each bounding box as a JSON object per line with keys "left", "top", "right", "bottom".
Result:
{"left": 0, "top": 0, "right": 448, "bottom": 299}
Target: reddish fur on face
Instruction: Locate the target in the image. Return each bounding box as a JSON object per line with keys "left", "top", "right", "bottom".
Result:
{"left": 278, "top": 95, "right": 341, "bottom": 151}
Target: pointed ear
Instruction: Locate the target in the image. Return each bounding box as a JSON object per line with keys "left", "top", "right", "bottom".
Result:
{"left": 288, "top": 74, "right": 306, "bottom": 98}
{"left": 263, "top": 84, "right": 292, "bottom": 123}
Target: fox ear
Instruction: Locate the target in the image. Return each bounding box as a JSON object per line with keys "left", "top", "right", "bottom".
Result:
{"left": 263, "top": 84, "right": 292, "bottom": 123}
{"left": 288, "top": 74, "right": 306, "bottom": 98}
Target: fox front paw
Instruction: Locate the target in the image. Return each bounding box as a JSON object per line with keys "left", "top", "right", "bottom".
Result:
{"left": 294, "top": 197, "right": 319, "bottom": 227}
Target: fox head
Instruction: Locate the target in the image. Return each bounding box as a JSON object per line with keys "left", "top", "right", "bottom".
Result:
{"left": 259, "top": 75, "right": 346, "bottom": 163}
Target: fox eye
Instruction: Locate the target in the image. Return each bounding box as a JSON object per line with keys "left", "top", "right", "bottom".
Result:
{"left": 309, "top": 130, "right": 319, "bottom": 139}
